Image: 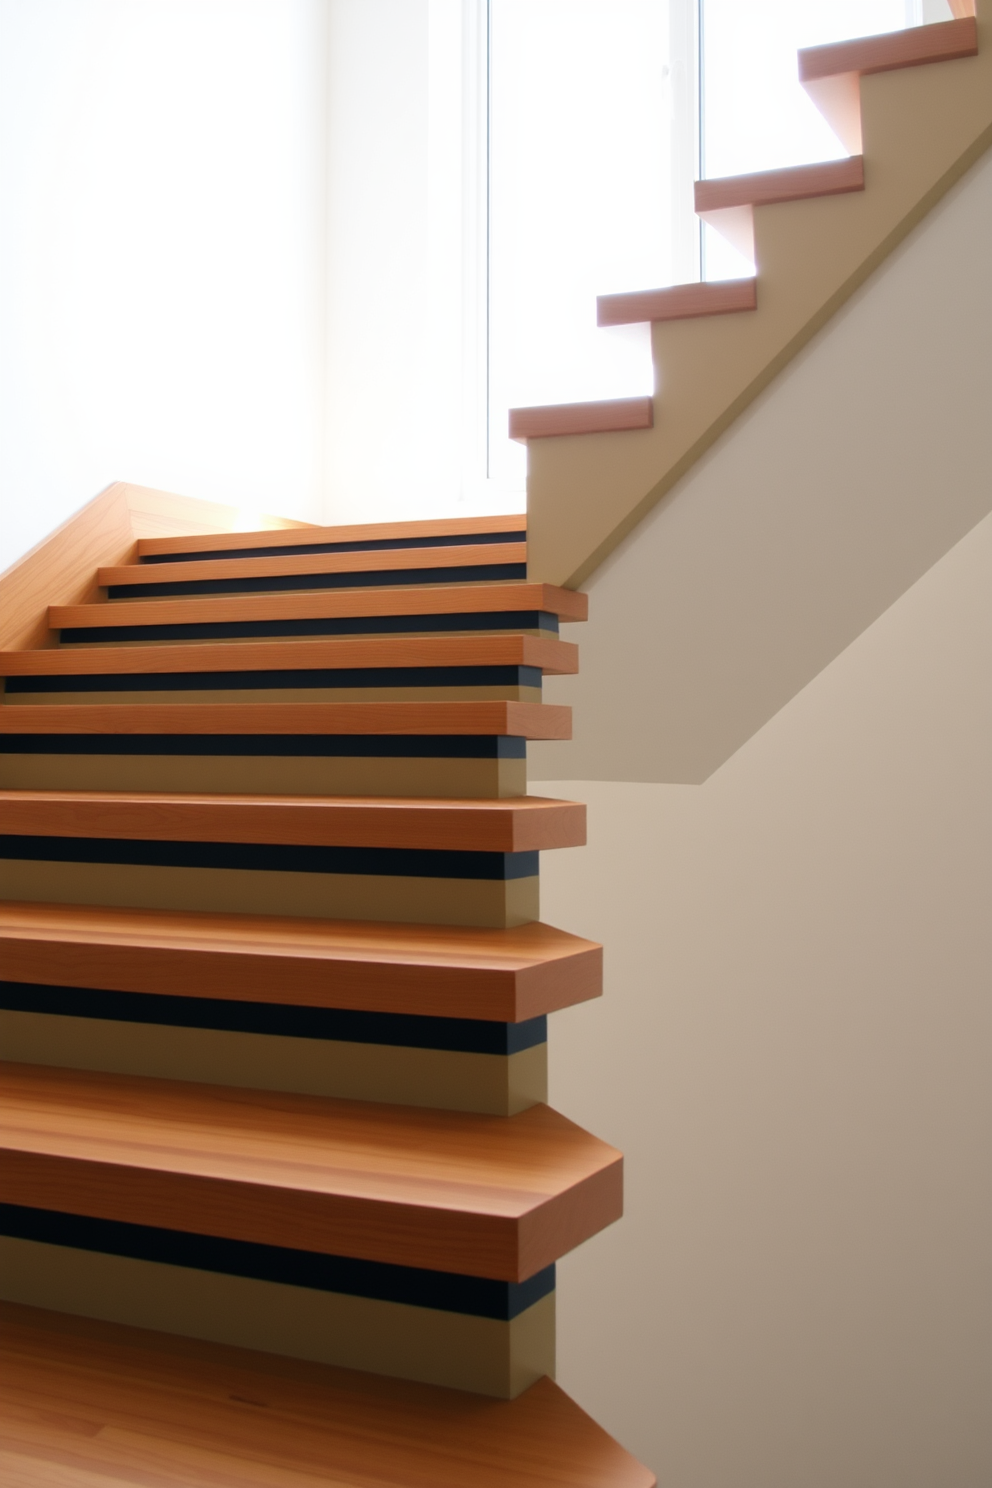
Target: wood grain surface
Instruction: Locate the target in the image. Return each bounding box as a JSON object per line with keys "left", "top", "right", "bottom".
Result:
{"left": 798, "top": 15, "right": 977, "bottom": 81}
{"left": 0, "top": 1063, "right": 623, "bottom": 1281}
{"left": 0, "top": 791, "right": 586, "bottom": 852}
{"left": 508, "top": 399, "right": 653, "bottom": 442}
{"left": 0, "top": 700, "right": 571, "bottom": 738}
{"left": 0, "top": 901, "right": 602, "bottom": 1020}
{"left": 0, "top": 485, "right": 135, "bottom": 653}
{"left": 0, "top": 632, "right": 579, "bottom": 676}
{"left": 694, "top": 155, "right": 865, "bottom": 213}
{"left": 597, "top": 278, "right": 756, "bottom": 327}
{"left": 50, "top": 580, "right": 587, "bottom": 630}
{"left": 0, "top": 1301, "right": 655, "bottom": 1486}
{"left": 99, "top": 541, "right": 528, "bottom": 589}
{"left": 137, "top": 511, "right": 528, "bottom": 560}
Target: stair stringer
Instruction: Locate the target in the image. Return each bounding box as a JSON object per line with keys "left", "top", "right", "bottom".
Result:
{"left": 525, "top": 2, "right": 992, "bottom": 590}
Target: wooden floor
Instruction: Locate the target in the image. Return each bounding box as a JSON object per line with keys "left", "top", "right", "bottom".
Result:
{"left": 0, "top": 1301, "right": 656, "bottom": 1487}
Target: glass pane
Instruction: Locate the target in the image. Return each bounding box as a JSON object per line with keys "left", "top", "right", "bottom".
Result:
{"left": 701, "top": 0, "right": 925, "bottom": 278}
{"left": 488, "top": 0, "right": 681, "bottom": 485}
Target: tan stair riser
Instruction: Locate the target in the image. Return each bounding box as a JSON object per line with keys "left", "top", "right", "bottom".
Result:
{"left": 0, "top": 860, "right": 539, "bottom": 928}
{"left": 0, "top": 1237, "right": 553, "bottom": 1398}
{"left": 0, "top": 1010, "right": 548, "bottom": 1115}
{"left": 0, "top": 751, "right": 528, "bottom": 799}
{"left": 1, "top": 684, "right": 543, "bottom": 706}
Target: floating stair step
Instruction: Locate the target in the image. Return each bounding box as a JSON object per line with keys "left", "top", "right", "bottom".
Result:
{"left": 0, "top": 901, "right": 601, "bottom": 1020}
{"left": 694, "top": 155, "right": 865, "bottom": 258}
{"left": 508, "top": 397, "right": 653, "bottom": 443}
{"left": 0, "top": 783, "right": 571, "bottom": 927}
{"left": 99, "top": 541, "right": 528, "bottom": 599}
{"left": 694, "top": 155, "right": 865, "bottom": 216}
{"left": 49, "top": 581, "right": 587, "bottom": 645}
{"left": 798, "top": 15, "right": 979, "bottom": 152}
{"left": 0, "top": 1301, "right": 655, "bottom": 1486}
{"left": 138, "top": 510, "right": 528, "bottom": 564}
{"left": 0, "top": 790, "right": 586, "bottom": 853}
{"left": 0, "top": 631, "right": 578, "bottom": 678}
{"left": 597, "top": 277, "right": 757, "bottom": 327}
{"left": 0, "top": 1062, "right": 623, "bottom": 1281}
{"left": 0, "top": 699, "right": 568, "bottom": 737}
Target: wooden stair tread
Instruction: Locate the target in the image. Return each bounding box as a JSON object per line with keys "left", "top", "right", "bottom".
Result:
{"left": 0, "top": 699, "right": 570, "bottom": 738}
{"left": 798, "top": 14, "right": 978, "bottom": 82}
{"left": 0, "top": 633, "right": 578, "bottom": 677}
{"left": 0, "top": 1063, "right": 623, "bottom": 1280}
{"left": 99, "top": 542, "right": 527, "bottom": 589}
{"left": 694, "top": 154, "right": 865, "bottom": 214}
{"left": 137, "top": 511, "right": 528, "bottom": 561}
{"left": 0, "top": 1302, "right": 655, "bottom": 1487}
{"left": 49, "top": 581, "right": 587, "bottom": 630}
{"left": 0, "top": 900, "right": 603, "bottom": 1020}
{"left": 508, "top": 398, "right": 653, "bottom": 443}
{"left": 0, "top": 790, "right": 586, "bottom": 853}
{"left": 597, "top": 277, "right": 756, "bottom": 327}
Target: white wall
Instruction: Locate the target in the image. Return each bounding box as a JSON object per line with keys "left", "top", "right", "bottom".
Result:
{"left": 535, "top": 507, "right": 992, "bottom": 1486}
{"left": 0, "top": 0, "right": 329, "bottom": 570}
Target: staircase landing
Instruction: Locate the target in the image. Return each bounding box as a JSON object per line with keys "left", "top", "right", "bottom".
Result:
{"left": 0, "top": 1301, "right": 655, "bottom": 1487}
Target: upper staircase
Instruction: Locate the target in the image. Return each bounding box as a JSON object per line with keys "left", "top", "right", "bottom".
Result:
{"left": 0, "top": 498, "right": 653, "bottom": 1486}
{"left": 510, "top": 4, "right": 990, "bottom": 588}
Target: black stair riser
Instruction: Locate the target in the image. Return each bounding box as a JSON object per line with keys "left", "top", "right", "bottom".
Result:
{"left": 109, "top": 563, "right": 527, "bottom": 599}
{"left": 0, "top": 1205, "right": 552, "bottom": 1319}
{"left": 0, "top": 837, "right": 540, "bottom": 880}
{"left": 0, "top": 735, "right": 527, "bottom": 758}
{"left": 0, "top": 982, "right": 546, "bottom": 1053}
{"left": 5, "top": 666, "right": 543, "bottom": 695}
{"left": 58, "top": 610, "right": 560, "bottom": 646}
{"left": 142, "top": 530, "right": 527, "bottom": 564}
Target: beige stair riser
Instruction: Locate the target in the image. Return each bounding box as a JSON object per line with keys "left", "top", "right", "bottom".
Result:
{"left": 0, "top": 860, "right": 539, "bottom": 928}
{"left": 2, "top": 684, "right": 543, "bottom": 706}
{"left": 0, "top": 1010, "right": 547, "bottom": 1115}
{"left": 0, "top": 1237, "right": 553, "bottom": 1398}
{"left": 0, "top": 752, "right": 528, "bottom": 798}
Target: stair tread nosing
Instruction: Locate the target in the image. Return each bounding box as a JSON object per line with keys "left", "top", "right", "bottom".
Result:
{"left": 137, "top": 510, "right": 528, "bottom": 561}
{"left": 797, "top": 14, "right": 978, "bottom": 82}
{"left": 0, "top": 901, "right": 602, "bottom": 1020}
{"left": 49, "top": 581, "right": 588, "bottom": 631}
{"left": 0, "top": 634, "right": 578, "bottom": 677}
{"left": 0, "top": 1062, "right": 623, "bottom": 1282}
{"left": 0, "top": 791, "right": 586, "bottom": 853}
{"left": 99, "top": 542, "right": 527, "bottom": 589}
{"left": 597, "top": 277, "right": 756, "bottom": 326}
{"left": 694, "top": 154, "right": 865, "bottom": 214}
{"left": 0, "top": 1301, "right": 656, "bottom": 1488}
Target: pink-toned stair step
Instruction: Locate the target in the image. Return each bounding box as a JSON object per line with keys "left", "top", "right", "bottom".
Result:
{"left": 798, "top": 15, "right": 978, "bottom": 153}
{"left": 597, "top": 278, "right": 756, "bottom": 328}
{"left": 798, "top": 14, "right": 978, "bottom": 85}
{"left": 508, "top": 397, "right": 653, "bottom": 442}
{"left": 694, "top": 155, "right": 865, "bottom": 217}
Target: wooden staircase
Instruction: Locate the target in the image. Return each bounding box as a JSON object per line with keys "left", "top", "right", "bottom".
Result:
{"left": 0, "top": 508, "right": 654, "bottom": 1485}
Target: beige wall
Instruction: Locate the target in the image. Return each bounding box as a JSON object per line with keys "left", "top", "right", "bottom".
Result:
{"left": 533, "top": 503, "right": 992, "bottom": 1485}
{"left": 527, "top": 114, "right": 992, "bottom": 1486}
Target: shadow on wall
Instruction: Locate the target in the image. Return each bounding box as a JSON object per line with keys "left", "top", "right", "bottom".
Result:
{"left": 529, "top": 145, "right": 992, "bottom": 784}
